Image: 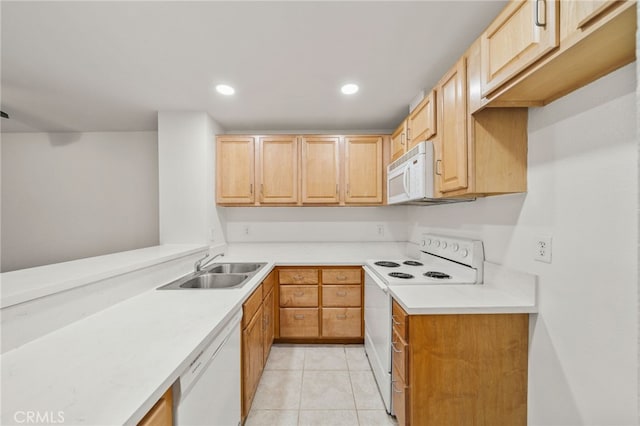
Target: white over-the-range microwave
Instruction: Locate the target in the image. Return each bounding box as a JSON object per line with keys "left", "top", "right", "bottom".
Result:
{"left": 387, "top": 140, "right": 473, "bottom": 205}
{"left": 387, "top": 141, "right": 438, "bottom": 205}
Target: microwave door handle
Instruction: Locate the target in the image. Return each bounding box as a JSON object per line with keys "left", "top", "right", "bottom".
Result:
{"left": 403, "top": 166, "right": 410, "bottom": 195}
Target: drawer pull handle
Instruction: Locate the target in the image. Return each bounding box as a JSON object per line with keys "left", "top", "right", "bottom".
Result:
{"left": 336, "top": 291, "right": 347, "bottom": 297}
{"left": 336, "top": 314, "right": 347, "bottom": 320}
{"left": 336, "top": 276, "right": 347, "bottom": 281}
{"left": 391, "top": 315, "right": 401, "bottom": 326}
{"left": 294, "top": 314, "right": 305, "bottom": 320}
{"left": 391, "top": 381, "right": 403, "bottom": 394}
{"left": 294, "top": 291, "right": 305, "bottom": 297}
{"left": 293, "top": 275, "right": 304, "bottom": 281}
{"left": 391, "top": 342, "right": 402, "bottom": 353}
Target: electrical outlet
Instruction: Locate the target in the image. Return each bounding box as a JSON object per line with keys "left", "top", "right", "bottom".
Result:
{"left": 377, "top": 224, "right": 385, "bottom": 236}
{"left": 534, "top": 236, "right": 552, "bottom": 263}
{"left": 243, "top": 225, "right": 250, "bottom": 236}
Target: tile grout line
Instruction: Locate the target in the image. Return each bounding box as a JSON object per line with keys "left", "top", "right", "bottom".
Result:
{"left": 345, "top": 346, "right": 362, "bottom": 426}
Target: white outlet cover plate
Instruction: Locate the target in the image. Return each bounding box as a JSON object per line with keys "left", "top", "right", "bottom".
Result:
{"left": 535, "top": 235, "right": 552, "bottom": 263}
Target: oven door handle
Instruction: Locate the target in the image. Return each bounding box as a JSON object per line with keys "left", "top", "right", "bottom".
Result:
{"left": 402, "top": 165, "right": 410, "bottom": 196}
{"left": 364, "top": 267, "right": 389, "bottom": 294}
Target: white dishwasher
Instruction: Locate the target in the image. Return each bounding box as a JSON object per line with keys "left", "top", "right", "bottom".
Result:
{"left": 175, "top": 310, "right": 242, "bottom": 426}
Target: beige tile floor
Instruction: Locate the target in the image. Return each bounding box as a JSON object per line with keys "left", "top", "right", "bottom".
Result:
{"left": 246, "top": 345, "right": 398, "bottom": 426}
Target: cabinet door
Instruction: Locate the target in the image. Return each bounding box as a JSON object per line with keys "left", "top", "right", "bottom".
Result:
{"left": 407, "top": 91, "right": 436, "bottom": 148}
{"left": 560, "top": 0, "right": 621, "bottom": 42}
{"left": 344, "top": 136, "right": 383, "bottom": 204}
{"left": 258, "top": 136, "right": 298, "bottom": 204}
{"left": 390, "top": 120, "right": 407, "bottom": 163}
{"left": 392, "top": 364, "right": 410, "bottom": 426}
{"left": 262, "top": 289, "right": 274, "bottom": 365}
{"left": 242, "top": 306, "right": 264, "bottom": 417}
{"left": 481, "top": 0, "right": 559, "bottom": 97}
{"left": 216, "top": 136, "right": 255, "bottom": 204}
{"left": 301, "top": 136, "right": 340, "bottom": 204}
{"left": 438, "top": 57, "right": 468, "bottom": 193}
{"left": 138, "top": 388, "right": 172, "bottom": 426}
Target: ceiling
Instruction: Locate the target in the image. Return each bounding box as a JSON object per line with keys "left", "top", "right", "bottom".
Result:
{"left": 1, "top": 1, "right": 507, "bottom": 133}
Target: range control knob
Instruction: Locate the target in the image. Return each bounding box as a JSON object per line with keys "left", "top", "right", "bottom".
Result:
{"left": 426, "top": 238, "right": 432, "bottom": 246}
{"left": 434, "top": 240, "right": 440, "bottom": 248}
{"left": 441, "top": 241, "right": 448, "bottom": 249}
{"left": 420, "top": 240, "right": 426, "bottom": 247}
{"left": 460, "top": 249, "right": 469, "bottom": 257}
{"left": 452, "top": 243, "right": 459, "bottom": 252}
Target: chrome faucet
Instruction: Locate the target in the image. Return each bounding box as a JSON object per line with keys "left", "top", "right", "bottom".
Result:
{"left": 194, "top": 252, "right": 224, "bottom": 273}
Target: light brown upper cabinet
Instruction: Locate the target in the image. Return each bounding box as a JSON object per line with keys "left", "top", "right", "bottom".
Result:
{"left": 407, "top": 90, "right": 436, "bottom": 149}
{"left": 258, "top": 136, "right": 298, "bottom": 204}
{"left": 216, "top": 136, "right": 255, "bottom": 204}
{"left": 301, "top": 136, "right": 341, "bottom": 204}
{"left": 344, "top": 136, "right": 383, "bottom": 204}
{"left": 437, "top": 58, "right": 468, "bottom": 193}
{"left": 477, "top": 0, "right": 635, "bottom": 109}
{"left": 390, "top": 120, "right": 407, "bottom": 163}
{"left": 481, "top": 0, "right": 559, "bottom": 98}
{"left": 435, "top": 39, "right": 528, "bottom": 198}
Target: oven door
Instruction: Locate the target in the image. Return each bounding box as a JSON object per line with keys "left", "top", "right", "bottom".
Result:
{"left": 363, "top": 266, "right": 392, "bottom": 413}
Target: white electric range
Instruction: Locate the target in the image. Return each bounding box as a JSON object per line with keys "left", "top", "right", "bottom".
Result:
{"left": 363, "top": 233, "right": 484, "bottom": 414}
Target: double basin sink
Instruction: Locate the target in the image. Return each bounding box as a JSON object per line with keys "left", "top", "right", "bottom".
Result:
{"left": 158, "top": 263, "right": 266, "bottom": 290}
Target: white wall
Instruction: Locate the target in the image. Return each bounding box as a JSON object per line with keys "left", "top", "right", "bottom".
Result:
{"left": 0, "top": 131, "right": 159, "bottom": 272}
{"left": 407, "top": 63, "right": 638, "bottom": 425}
{"left": 158, "top": 112, "right": 226, "bottom": 248}
{"left": 224, "top": 206, "right": 408, "bottom": 242}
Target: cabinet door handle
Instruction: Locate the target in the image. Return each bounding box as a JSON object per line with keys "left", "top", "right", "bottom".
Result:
{"left": 261, "top": 184, "right": 264, "bottom": 195}
{"left": 401, "top": 133, "right": 405, "bottom": 146}
{"left": 250, "top": 183, "right": 253, "bottom": 194}
{"left": 294, "top": 314, "right": 305, "bottom": 320}
{"left": 336, "top": 184, "right": 338, "bottom": 196}
{"left": 391, "top": 315, "right": 401, "bottom": 326}
{"left": 336, "top": 291, "right": 347, "bottom": 297}
{"left": 535, "top": 0, "right": 546, "bottom": 27}
{"left": 435, "top": 159, "right": 442, "bottom": 176}
{"left": 336, "top": 314, "right": 347, "bottom": 320}
{"left": 391, "top": 381, "right": 403, "bottom": 393}
{"left": 293, "top": 291, "right": 305, "bottom": 297}
{"left": 391, "top": 341, "right": 402, "bottom": 353}
{"left": 346, "top": 183, "right": 350, "bottom": 195}
{"left": 407, "top": 127, "right": 411, "bottom": 142}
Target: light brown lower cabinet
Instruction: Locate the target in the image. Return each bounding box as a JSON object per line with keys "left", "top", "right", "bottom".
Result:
{"left": 391, "top": 300, "right": 529, "bottom": 426}
{"left": 138, "top": 388, "right": 172, "bottom": 426}
{"left": 275, "top": 266, "right": 363, "bottom": 342}
{"left": 241, "top": 271, "right": 276, "bottom": 421}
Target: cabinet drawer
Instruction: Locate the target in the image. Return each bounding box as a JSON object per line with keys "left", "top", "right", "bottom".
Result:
{"left": 262, "top": 270, "right": 275, "bottom": 298}
{"left": 322, "top": 268, "right": 361, "bottom": 284}
{"left": 392, "top": 364, "right": 410, "bottom": 426}
{"left": 242, "top": 284, "right": 263, "bottom": 328}
{"left": 279, "top": 308, "right": 319, "bottom": 338}
{"left": 280, "top": 285, "right": 318, "bottom": 307}
{"left": 392, "top": 300, "right": 408, "bottom": 340}
{"left": 321, "top": 308, "right": 361, "bottom": 338}
{"left": 322, "top": 285, "right": 361, "bottom": 307}
{"left": 279, "top": 269, "right": 319, "bottom": 285}
{"left": 392, "top": 328, "right": 409, "bottom": 384}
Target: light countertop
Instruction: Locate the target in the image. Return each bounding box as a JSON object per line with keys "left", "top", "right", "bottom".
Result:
{"left": 386, "top": 262, "right": 538, "bottom": 315}
{"left": 0, "top": 244, "right": 209, "bottom": 308}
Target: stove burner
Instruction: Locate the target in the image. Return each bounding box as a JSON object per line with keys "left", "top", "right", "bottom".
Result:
{"left": 424, "top": 271, "right": 451, "bottom": 279}
{"left": 389, "top": 272, "right": 414, "bottom": 279}
{"left": 375, "top": 261, "right": 401, "bottom": 268}
{"left": 403, "top": 260, "right": 423, "bottom": 266}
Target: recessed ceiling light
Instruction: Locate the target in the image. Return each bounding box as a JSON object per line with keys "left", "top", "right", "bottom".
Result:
{"left": 341, "top": 83, "right": 359, "bottom": 95}
{"left": 216, "top": 84, "right": 235, "bottom": 95}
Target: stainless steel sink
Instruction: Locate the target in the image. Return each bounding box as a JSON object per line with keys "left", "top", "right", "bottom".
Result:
{"left": 179, "top": 273, "right": 249, "bottom": 289}
{"left": 205, "top": 263, "right": 263, "bottom": 274}
{"left": 158, "top": 262, "right": 267, "bottom": 290}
